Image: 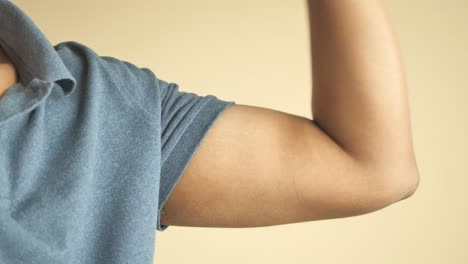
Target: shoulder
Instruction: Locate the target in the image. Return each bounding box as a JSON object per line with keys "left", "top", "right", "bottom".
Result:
{"left": 54, "top": 40, "right": 157, "bottom": 85}
{"left": 54, "top": 41, "right": 101, "bottom": 66}
{"left": 52, "top": 41, "right": 162, "bottom": 121}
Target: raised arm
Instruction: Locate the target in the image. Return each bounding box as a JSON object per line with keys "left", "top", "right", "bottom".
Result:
{"left": 159, "top": 0, "right": 419, "bottom": 229}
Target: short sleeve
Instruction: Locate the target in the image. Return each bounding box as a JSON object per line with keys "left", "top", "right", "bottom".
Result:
{"left": 156, "top": 78, "right": 235, "bottom": 231}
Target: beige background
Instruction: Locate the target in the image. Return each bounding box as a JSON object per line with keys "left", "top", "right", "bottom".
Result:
{"left": 13, "top": 0, "right": 467, "bottom": 263}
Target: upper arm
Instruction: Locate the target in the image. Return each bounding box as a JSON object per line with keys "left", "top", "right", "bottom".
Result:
{"left": 159, "top": 103, "right": 402, "bottom": 229}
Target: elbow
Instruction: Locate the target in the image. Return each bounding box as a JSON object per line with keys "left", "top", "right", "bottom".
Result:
{"left": 344, "top": 163, "right": 421, "bottom": 216}
{"left": 398, "top": 167, "right": 420, "bottom": 201}
{"left": 357, "top": 159, "right": 421, "bottom": 213}
{"left": 378, "top": 164, "right": 421, "bottom": 205}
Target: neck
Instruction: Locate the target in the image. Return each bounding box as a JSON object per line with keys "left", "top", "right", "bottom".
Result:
{"left": 0, "top": 47, "right": 18, "bottom": 99}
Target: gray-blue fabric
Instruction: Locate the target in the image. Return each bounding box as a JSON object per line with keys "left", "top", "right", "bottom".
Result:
{"left": 0, "top": 0, "right": 236, "bottom": 263}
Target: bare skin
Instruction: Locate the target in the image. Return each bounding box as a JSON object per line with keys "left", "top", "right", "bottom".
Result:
{"left": 0, "top": 46, "right": 18, "bottom": 100}
{"left": 159, "top": 0, "right": 420, "bottom": 229}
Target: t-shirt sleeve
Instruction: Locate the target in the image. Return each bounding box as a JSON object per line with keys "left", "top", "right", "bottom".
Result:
{"left": 94, "top": 50, "right": 235, "bottom": 232}
{"left": 156, "top": 78, "right": 236, "bottom": 231}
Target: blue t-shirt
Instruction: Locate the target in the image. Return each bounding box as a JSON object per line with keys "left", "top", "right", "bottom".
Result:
{"left": 0, "top": 1, "right": 235, "bottom": 263}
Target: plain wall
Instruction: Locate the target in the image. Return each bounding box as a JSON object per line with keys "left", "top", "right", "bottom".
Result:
{"left": 13, "top": 0, "right": 467, "bottom": 263}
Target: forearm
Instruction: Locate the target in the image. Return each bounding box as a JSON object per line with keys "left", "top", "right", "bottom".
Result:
{"left": 307, "top": 0, "right": 418, "bottom": 178}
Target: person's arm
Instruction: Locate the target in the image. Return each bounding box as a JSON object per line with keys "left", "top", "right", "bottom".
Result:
{"left": 159, "top": 0, "right": 419, "bottom": 229}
